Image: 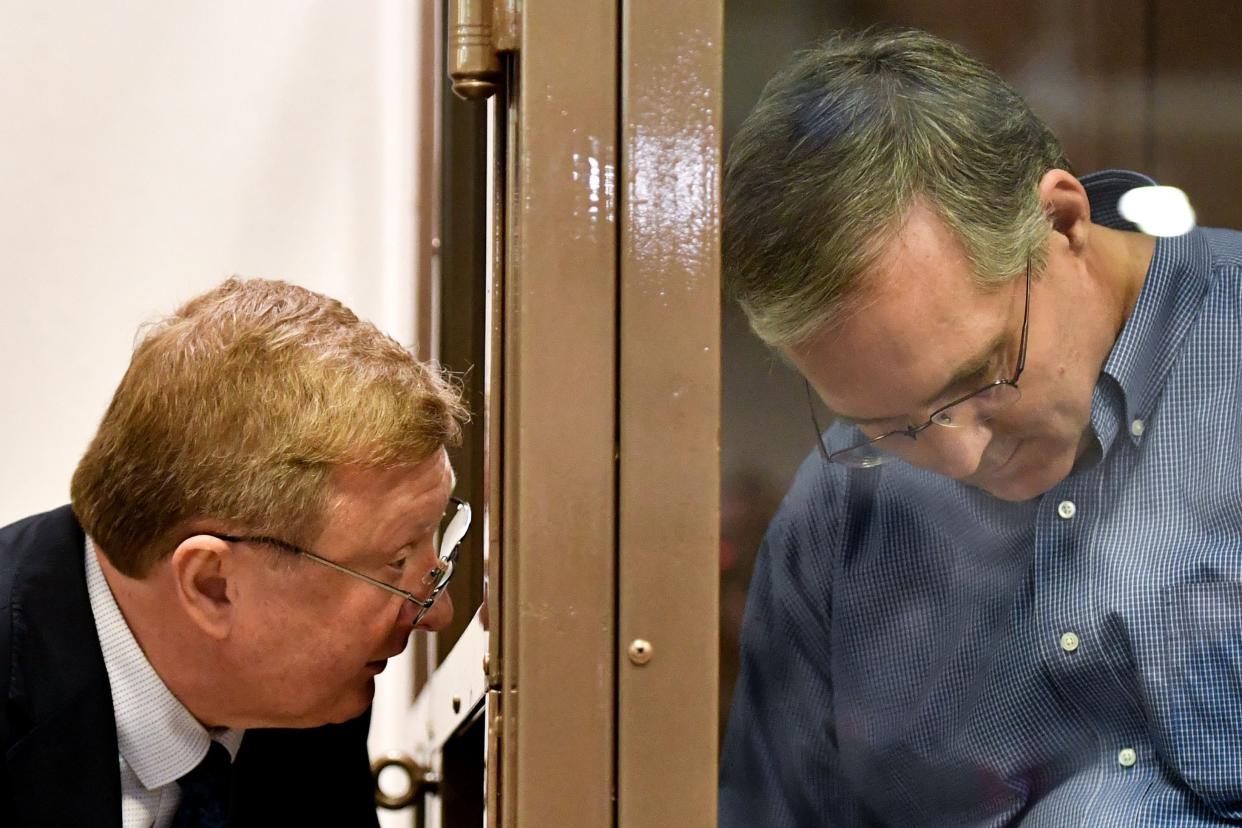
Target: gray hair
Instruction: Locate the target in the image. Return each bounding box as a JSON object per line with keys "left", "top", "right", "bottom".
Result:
{"left": 724, "top": 29, "right": 1071, "bottom": 346}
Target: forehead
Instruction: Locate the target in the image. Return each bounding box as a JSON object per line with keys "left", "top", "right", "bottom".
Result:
{"left": 787, "top": 203, "right": 1009, "bottom": 418}
{"left": 321, "top": 449, "right": 455, "bottom": 539}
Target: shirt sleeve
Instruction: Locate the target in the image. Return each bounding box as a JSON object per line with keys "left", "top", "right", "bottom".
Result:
{"left": 719, "top": 470, "right": 877, "bottom": 827}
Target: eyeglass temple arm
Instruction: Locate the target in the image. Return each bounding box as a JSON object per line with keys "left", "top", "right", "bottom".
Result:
{"left": 1013, "top": 262, "right": 1032, "bottom": 383}
{"left": 215, "top": 532, "right": 433, "bottom": 608}
{"left": 298, "top": 552, "right": 434, "bottom": 608}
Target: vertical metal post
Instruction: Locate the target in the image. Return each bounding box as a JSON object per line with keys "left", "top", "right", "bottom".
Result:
{"left": 617, "top": 1, "right": 722, "bottom": 825}
{"left": 498, "top": 1, "right": 619, "bottom": 825}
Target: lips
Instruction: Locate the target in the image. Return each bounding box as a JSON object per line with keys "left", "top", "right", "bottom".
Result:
{"left": 368, "top": 639, "right": 411, "bottom": 669}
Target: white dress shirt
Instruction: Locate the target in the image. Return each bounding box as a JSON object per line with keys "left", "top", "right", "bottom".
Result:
{"left": 85, "top": 537, "right": 244, "bottom": 828}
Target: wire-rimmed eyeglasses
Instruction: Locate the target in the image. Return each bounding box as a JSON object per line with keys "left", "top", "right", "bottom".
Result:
{"left": 208, "top": 497, "right": 471, "bottom": 627}
{"left": 808, "top": 261, "right": 1031, "bottom": 468}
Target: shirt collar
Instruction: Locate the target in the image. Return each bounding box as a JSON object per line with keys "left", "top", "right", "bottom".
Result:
{"left": 1081, "top": 169, "right": 1214, "bottom": 457}
{"left": 84, "top": 537, "right": 244, "bottom": 790}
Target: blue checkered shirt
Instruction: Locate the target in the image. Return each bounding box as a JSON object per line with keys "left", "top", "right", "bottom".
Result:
{"left": 721, "top": 170, "right": 1242, "bottom": 827}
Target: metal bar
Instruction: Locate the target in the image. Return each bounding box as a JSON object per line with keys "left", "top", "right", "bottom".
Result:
{"left": 410, "top": 0, "right": 445, "bottom": 706}
{"left": 499, "top": 0, "right": 620, "bottom": 823}
{"left": 616, "top": 0, "right": 722, "bottom": 825}
{"left": 484, "top": 73, "right": 507, "bottom": 828}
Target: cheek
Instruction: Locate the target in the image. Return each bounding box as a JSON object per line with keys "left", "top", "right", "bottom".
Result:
{"left": 1002, "top": 375, "right": 1087, "bottom": 438}
{"left": 309, "top": 599, "right": 395, "bottom": 658}
{"left": 243, "top": 589, "right": 386, "bottom": 671}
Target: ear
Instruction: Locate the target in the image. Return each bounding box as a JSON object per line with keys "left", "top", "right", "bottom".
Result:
{"left": 1037, "top": 169, "right": 1092, "bottom": 256}
{"left": 170, "top": 535, "right": 237, "bottom": 640}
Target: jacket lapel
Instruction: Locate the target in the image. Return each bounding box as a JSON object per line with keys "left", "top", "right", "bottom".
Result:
{"left": 6, "top": 695, "right": 122, "bottom": 826}
{"left": 3, "top": 506, "right": 122, "bottom": 826}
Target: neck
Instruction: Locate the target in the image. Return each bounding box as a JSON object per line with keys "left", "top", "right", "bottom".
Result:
{"left": 1085, "top": 223, "right": 1156, "bottom": 336}
{"left": 94, "top": 547, "right": 225, "bottom": 727}
{"left": 1064, "top": 223, "right": 1157, "bottom": 464}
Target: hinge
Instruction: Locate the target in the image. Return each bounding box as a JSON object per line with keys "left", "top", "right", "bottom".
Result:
{"left": 449, "top": 0, "right": 520, "bottom": 101}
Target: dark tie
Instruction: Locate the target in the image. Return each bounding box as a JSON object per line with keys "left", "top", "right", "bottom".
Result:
{"left": 172, "top": 740, "right": 233, "bottom": 827}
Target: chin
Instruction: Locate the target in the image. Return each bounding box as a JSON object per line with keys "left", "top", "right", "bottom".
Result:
{"left": 275, "top": 680, "right": 377, "bottom": 729}
{"left": 979, "top": 478, "right": 1044, "bottom": 502}
{"left": 978, "top": 449, "right": 1074, "bottom": 502}
{"left": 316, "top": 680, "right": 377, "bottom": 726}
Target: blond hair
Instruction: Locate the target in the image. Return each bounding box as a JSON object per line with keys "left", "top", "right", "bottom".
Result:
{"left": 72, "top": 278, "right": 466, "bottom": 576}
{"left": 725, "top": 29, "right": 1071, "bottom": 346}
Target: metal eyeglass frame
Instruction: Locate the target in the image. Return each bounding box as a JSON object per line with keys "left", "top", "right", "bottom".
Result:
{"left": 808, "top": 261, "right": 1031, "bottom": 467}
{"left": 208, "top": 497, "right": 471, "bottom": 627}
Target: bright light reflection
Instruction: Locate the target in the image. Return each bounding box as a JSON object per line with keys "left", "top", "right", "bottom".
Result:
{"left": 1118, "top": 185, "right": 1196, "bottom": 237}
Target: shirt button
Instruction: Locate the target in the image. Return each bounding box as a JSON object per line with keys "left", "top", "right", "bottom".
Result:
{"left": 1118, "top": 747, "right": 1137, "bottom": 767}
{"left": 1059, "top": 632, "right": 1080, "bottom": 652}
{"left": 1130, "top": 419, "right": 1145, "bottom": 437}
{"left": 1057, "top": 500, "right": 1077, "bottom": 519}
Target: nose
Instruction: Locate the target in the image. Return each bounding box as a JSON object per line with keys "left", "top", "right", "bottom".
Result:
{"left": 399, "top": 588, "right": 453, "bottom": 631}
{"left": 395, "top": 535, "right": 455, "bottom": 630}
{"left": 908, "top": 422, "right": 992, "bottom": 479}
{"left": 392, "top": 548, "right": 457, "bottom": 629}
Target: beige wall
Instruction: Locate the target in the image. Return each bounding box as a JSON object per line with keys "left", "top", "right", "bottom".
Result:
{"left": 0, "top": 1, "right": 423, "bottom": 529}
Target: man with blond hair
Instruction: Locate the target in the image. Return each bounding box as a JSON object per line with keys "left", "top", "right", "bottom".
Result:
{"left": 1, "top": 278, "right": 468, "bottom": 825}
{"left": 721, "top": 29, "right": 1242, "bottom": 826}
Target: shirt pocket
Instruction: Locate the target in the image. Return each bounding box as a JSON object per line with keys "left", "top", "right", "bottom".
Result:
{"left": 1153, "top": 580, "right": 1242, "bottom": 819}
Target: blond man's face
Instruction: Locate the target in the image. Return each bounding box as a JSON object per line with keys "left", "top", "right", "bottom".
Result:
{"left": 223, "top": 449, "right": 456, "bottom": 727}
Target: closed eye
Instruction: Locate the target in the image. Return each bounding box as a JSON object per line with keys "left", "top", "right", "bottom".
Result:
{"left": 935, "top": 353, "right": 1005, "bottom": 409}
{"left": 385, "top": 543, "right": 423, "bottom": 572}
{"left": 844, "top": 348, "right": 1007, "bottom": 433}
{"left": 382, "top": 527, "right": 438, "bottom": 572}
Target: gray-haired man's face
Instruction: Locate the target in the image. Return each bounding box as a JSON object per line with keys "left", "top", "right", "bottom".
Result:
{"left": 787, "top": 202, "right": 1099, "bottom": 502}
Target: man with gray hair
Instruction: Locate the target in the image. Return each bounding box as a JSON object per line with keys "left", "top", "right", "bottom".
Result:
{"left": 721, "top": 29, "right": 1242, "bottom": 826}
{"left": 1, "top": 278, "right": 468, "bottom": 825}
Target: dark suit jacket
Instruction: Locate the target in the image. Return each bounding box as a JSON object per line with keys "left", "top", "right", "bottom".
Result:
{"left": 0, "top": 506, "right": 380, "bottom": 827}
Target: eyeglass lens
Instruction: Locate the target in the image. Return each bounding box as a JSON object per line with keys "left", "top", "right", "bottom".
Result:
{"left": 414, "top": 498, "right": 471, "bottom": 618}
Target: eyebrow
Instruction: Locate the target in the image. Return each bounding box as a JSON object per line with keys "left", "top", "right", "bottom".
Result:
{"left": 840, "top": 331, "right": 1006, "bottom": 427}
{"left": 380, "top": 491, "right": 460, "bottom": 560}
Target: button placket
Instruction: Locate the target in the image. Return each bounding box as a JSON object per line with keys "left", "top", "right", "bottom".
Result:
{"left": 1043, "top": 485, "right": 1090, "bottom": 693}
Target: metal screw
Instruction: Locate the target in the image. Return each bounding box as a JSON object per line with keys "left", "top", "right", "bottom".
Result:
{"left": 627, "top": 639, "right": 653, "bottom": 665}
{"left": 452, "top": 695, "right": 461, "bottom": 713}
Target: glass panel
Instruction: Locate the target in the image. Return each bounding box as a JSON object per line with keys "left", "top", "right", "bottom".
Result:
{"left": 721, "top": 0, "right": 1242, "bottom": 814}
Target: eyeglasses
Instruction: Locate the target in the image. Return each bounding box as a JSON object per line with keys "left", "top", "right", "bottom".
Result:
{"left": 808, "top": 261, "right": 1031, "bottom": 468}
{"left": 208, "top": 497, "right": 471, "bottom": 627}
